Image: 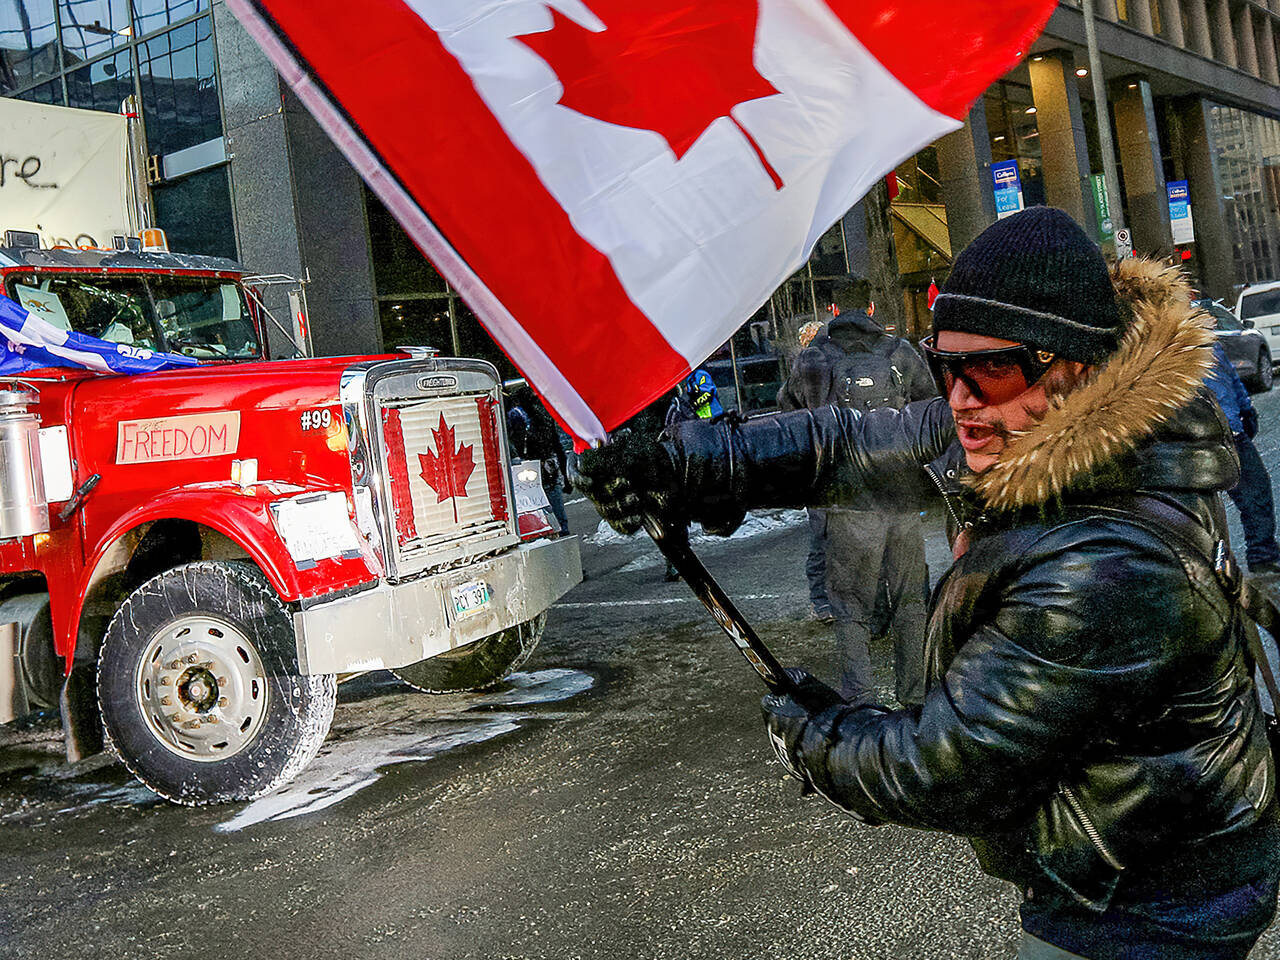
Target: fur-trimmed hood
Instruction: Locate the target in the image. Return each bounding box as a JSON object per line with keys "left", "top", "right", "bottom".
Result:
{"left": 968, "top": 257, "right": 1223, "bottom": 511}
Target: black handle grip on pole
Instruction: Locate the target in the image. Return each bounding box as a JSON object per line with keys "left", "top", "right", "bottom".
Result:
{"left": 643, "top": 511, "right": 797, "bottom": 694}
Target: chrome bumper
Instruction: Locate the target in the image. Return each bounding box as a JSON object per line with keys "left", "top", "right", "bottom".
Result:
{"left": 292, "top": 536, "right": 582, "bottom": 675}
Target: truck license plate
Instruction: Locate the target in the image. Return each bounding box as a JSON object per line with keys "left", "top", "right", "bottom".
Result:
{"left": 450, "top": 581, "right": 491, "bottom": 619}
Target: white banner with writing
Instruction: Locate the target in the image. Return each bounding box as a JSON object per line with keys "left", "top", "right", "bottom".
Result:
{"left": 0, "top": 98, "right": 137, "bottom": 249}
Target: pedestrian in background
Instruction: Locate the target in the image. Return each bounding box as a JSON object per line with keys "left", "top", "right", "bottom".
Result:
{"left": 680, "top": 367, "right": 724, "bottom": 421}
{"left": 1207, "top": 340, "right": 1280, "bottom": 575}
{"left": 777, "top": 278, "right": 936, "bottom": 707}
{"left": 508, "top": 384, "right": 571, "bottom": 536}
{"left": 784, "top": 318, "right": 836, "bottom": 620}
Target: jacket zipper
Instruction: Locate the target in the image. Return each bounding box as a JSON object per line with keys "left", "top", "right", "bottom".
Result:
{"left": 1059, "top": 784, "right": 1125, "bottom": 871}
{"left": 925, "top": 464, "right": 965, "bottom": 531}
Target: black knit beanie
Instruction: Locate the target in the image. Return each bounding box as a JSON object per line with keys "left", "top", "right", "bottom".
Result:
{"left": 932, "top": 206, "right": 1124, "bottom": 364}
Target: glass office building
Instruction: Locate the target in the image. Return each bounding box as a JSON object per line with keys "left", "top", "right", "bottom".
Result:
{"left": 2, "top": 0, "right": 235, "bottom": 259}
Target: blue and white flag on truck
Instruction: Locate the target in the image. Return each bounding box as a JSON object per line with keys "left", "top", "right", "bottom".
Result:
{"left": 0, "top": 293, "right": 197, "bottom": 376}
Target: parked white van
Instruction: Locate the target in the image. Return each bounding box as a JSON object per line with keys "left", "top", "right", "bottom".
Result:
{"left": 1237, "top": 281, "right": 1280, "bottom": 358}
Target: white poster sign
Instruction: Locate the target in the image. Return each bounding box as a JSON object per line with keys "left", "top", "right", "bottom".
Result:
{"left": 1167, "top": 180, "right": 1195, "bottom": 246}
{"left": 0, "top": 98, "right": 136, "bottom": 249}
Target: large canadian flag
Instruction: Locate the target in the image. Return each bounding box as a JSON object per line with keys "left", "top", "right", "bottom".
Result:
{"left": 227, "top": 0, "right": 1055, "bottom": 446}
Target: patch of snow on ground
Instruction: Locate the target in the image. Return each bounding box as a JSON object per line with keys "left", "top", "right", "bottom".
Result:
{"left": 585, "top": 509, "right": 805, "bottom": 547}
{"left": 216, "top": 668, "right": 593, "bottom": 833}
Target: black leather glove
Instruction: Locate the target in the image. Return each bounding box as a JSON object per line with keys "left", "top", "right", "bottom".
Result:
{"left": 569, "top": 428, "right": 684, "bottom": 535}
{"left": 1243, "top": 407, "right": 1259, "bottom": 439}
{"left": 763, "top": 670, "right": 893, "bottom": 823}
{"left": 761, "top": 669, "right": 847, "bottom": 785}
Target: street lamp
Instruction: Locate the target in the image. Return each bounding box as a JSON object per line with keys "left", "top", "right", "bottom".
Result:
{"left": 1081, "top": 0, "right": 1126, "bottom": 240}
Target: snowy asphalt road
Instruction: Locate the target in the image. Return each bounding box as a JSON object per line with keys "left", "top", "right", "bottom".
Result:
{"left": 3, "top": 391, "right": 1280, "bottom": 959}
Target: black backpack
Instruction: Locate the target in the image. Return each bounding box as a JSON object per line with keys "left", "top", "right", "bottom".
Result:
{"left": 829, "top": 338, "right": 911, "bottom": 411}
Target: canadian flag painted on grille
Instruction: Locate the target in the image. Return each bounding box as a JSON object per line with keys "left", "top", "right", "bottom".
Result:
{"left": 227, "top": 0, "right": 1055, "bottom": 445}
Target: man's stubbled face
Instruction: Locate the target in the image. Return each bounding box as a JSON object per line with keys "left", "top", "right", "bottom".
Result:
{"left": 936, "top": 331, "right": 1089, "bottom": 474}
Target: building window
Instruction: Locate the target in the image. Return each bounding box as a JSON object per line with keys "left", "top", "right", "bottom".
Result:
{"left": 137, "top": 16, "right": 219, "bottom": 157}
{"left": 366, "top": 185, "right": 448, "bottom": 298}
{"left": 57, "top": 0, "right": 130, "bottom": 67}
{"left": 366, "top": 186, "right": 522, "bottom": 375}
{"left": 65, "top": 45, "right": 129, "bottom": 111}
{"left": 1207, "top": 103, "right": 1280, "bottom": 286}
{"left": 152, "top": 165, "right": 236, "bottom": 259}
{"left": 0, "top": 0, "right": 59, "bottom": 95}
{"left": 131, "top": 0, "right": 204, "bottom": 40}
{"left": 984, "top": 81, "right": 1046, "bottom": 208}
{"left": 13, "top": 76, "right": 61, "bottom": 102}
{"left": 379, "top": 300, "right": 456, "bottom": 356}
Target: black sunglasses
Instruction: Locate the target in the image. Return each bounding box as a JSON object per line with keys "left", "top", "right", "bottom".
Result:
{"left": 920, "top": 336, "right": 1056, "bottom": 404}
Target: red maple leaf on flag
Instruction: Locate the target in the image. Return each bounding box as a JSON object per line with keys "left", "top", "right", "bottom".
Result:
{"left": 418, "top": 414, "right": 476, "bottom": 523}
{"left": 516, "top": 0, "right": 783, "bottom": 189}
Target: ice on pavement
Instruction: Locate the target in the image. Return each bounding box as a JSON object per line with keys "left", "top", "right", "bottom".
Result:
{"left": 215, "top": 668, "right": 593, "bottom": 833}
{"left": 584, "top": 508, "right": 806, "bottom": 546}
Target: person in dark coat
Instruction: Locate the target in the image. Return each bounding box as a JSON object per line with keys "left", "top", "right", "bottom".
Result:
{"left": 509, "top": 384, "right": 570, "bottom": 535}
{"left": 573, "top": 208, "right": 1280, "bottom": 959}
{"left": 1206, "top": 340, "right": 1280, "bottom": 574}
{"left": 782, "top": 318, "right": 838, "bottom": 622}
{"left": 778, "top": 279, "right": 936, "bottom": 705}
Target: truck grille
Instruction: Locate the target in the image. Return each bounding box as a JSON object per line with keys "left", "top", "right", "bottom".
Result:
{"left": 380, "top": 393, "right": 508, "bottom": 551}
{"left": 351, "top": 358, "right": 516, "bottom": 580}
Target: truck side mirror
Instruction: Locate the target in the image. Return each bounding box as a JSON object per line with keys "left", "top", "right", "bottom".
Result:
{"left": 1244, "top": 319, "right": 1255, "bottom": 329}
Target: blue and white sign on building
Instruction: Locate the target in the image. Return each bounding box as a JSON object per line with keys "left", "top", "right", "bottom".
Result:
{"left": 991, "top": 160, "right": 1025, "bottom": 219}
{"left": 1168, "top": 179, "right": 1195, "bottom": 245}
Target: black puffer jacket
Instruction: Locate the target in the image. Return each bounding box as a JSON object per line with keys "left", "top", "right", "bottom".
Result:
{"left": 664, "top": 259, "right": 1280, "bottom": 910}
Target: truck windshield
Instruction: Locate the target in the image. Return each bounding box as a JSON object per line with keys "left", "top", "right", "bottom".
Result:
{"left": 6, "top": 273, "right": 261, "bottom": 360}
{"left": 148, "top": 277, "right": 260, "bottom": 360}
{"left": 12, "top": 275, "right": 155, "bottom": 347}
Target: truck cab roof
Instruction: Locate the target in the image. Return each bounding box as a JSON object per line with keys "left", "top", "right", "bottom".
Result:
{"left": 0, "top": 246, "right": 244, "bottom": 275}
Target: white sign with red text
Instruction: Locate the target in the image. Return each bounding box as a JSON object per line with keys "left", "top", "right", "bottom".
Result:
{"left": 116, "top": 412, "right": 241, "bottom": 464}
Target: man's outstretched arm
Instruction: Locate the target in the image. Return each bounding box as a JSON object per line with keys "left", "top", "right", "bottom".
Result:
{"left": 574, "top": 396, "right": 955, "bottom": 535}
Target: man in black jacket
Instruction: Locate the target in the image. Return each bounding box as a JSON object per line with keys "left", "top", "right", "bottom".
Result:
{"left": 778, "top": 279, "right": 935, "bottom": 706}
{"left": 574, "top": 208, "right": 1280, "bottom": 958}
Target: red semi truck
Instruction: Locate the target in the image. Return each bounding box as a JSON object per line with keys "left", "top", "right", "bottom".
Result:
{"left": 0, "top": 237, "right": 581, "bottom": 804}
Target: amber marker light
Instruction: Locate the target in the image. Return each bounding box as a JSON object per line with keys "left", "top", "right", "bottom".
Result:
{"left": 324, "top": 416, "right": 349, "bottom": 453}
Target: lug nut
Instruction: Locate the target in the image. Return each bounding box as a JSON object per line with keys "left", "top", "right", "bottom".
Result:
{"left": 186, "top": 654, "right": 198, "bottom": 664}
{"left": 183, "top": 720, "right": 201, "bottom": 730}
{"left": 217, "top": 697, "right": 228, "bottom": 708}
{"left": 168, "top": 660, "right": 181, "bottom": 670}
{"left": 159, "top": 676, "right": 171, "bottom": 686}
{"left": 160, "top": 696, "right": 172, "bottom": 706}
{"left": 203, "top": 716, "right": 218, "bottom": 724}
{"left": 217, "top": 677, "right": 228, "bottom": 686}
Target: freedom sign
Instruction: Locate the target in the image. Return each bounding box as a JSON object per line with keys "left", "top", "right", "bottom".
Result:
{"left": 227, "top": 0, "right": 1055, "bottom": 445}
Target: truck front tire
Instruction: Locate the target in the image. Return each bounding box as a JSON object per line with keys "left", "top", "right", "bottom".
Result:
{"left": 97, "top": 561, "right": 336, "bottom": 805}
{"left": 391, "top": 613, "right": 546, "bottom": 693}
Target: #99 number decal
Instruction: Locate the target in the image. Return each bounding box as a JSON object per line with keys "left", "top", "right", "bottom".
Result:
{"left": 300, "top": 408, "right": 334, "bottom": 431}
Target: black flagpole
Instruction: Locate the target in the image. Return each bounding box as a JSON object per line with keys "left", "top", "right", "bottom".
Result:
{"left": 642, "top": 511, "right": 798, "bottom": 694}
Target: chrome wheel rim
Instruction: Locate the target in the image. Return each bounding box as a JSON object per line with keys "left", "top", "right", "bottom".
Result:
{"left": 134, "top": 616, "right": 269, "bottom": 762}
